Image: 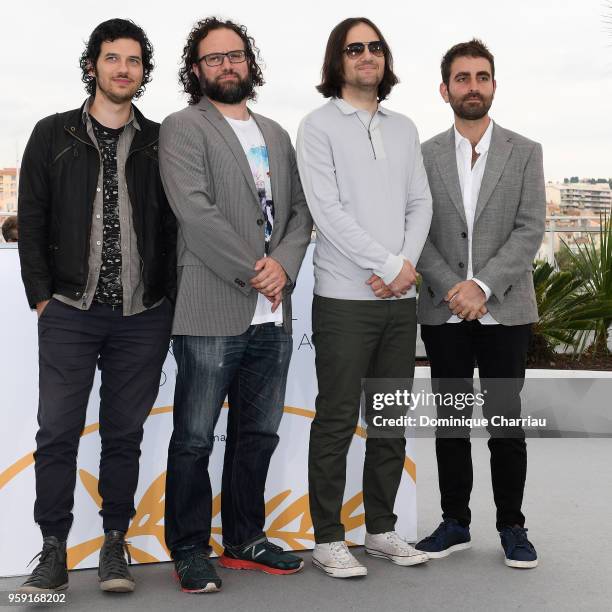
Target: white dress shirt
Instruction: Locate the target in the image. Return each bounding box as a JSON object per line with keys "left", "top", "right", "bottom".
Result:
{"left": 448, "top": 120, "right": 498, "bottom": 325}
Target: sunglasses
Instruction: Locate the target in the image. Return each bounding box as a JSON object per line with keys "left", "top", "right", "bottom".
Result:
{"left": 343, "top": 41, "right": 385, "bottom": 59}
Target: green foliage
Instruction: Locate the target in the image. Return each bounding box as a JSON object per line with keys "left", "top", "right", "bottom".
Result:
{"left": 560, "top": 212, "right": 612, "bottom": 354}
{"left": 530, "top": 212, "right": 612, "bottom": 363}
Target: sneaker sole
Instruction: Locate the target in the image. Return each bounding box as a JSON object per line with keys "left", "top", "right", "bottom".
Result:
{"left": 365, "top": 547, "right": 429, "bottom": 566}
{"left": 173, "top": 571, "right": 222, "bottom": 593}
{"left": 504, "top": 557, "right": 538, "bottom": 569}
{"left": 418, "top": 542, "right": 472, "bottom": 559}
{"left": 311, "top": 558, "right": 368, "bottom": 578}
{"left": 99, "top": 578, "right": 135, "bottom": 592}
{"left": 17, "top": 583, "right": 68, "bottom": 594}
{"left": 218, "top": 555, "right": 304, "bottom": 575}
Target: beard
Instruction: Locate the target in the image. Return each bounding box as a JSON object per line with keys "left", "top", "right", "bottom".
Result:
{"left": 448, "top": 91, "right": 493, "bottom": 120}
{"left": 200, "top": 71, "right": 254, "bottom": 104}
{"left": 94, "top": 73, "right": 140, "bottom": 104}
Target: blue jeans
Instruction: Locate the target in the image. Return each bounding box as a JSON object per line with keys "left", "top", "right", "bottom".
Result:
{"left": 164, "top": 323, "right": 292, "bottom": 557}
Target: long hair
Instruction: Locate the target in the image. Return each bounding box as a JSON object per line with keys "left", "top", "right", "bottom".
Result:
{"left": 79, "top": 18, "right": 154, "bottom": 100}
{"left": 179, "top": 17, "right": 264, "bottom": 105}
{"left": 440, "top": 39, "right": 495, "bottom": 86}
{"left": 317, "top": 17, "right": 398, "bottom": 101}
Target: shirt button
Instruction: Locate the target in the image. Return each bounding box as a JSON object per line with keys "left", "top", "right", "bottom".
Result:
{"left": 257, "top": 219, "right": 264, "bottom": 226}
{"left": 458, "top": 262, "right": 465, "bottom": 268}
{"left": 461, "top": 232, "right": 467, "bottom": 238}
{"left": 96, "top": 187, "right": 101, "bottom": 192}
{"left": 96, "top": 241, "right": 101, "bottom": 245}
{"left": 96, "top": 214, "right": 101, "bottom": 219}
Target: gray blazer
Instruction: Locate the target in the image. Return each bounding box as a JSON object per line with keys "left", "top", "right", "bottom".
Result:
{"left": 417, "top": 122, "right": 546, "bottom": 326}
{"left": 159, "top": 97, "right": 312, "bottom": 336}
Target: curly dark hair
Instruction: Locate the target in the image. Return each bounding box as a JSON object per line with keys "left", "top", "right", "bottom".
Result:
{"left": 179, "top": 17, "right": 264, "bottom": 105}
{"left": 79, "top": 18, "right": 154, "bottom": 99}
{"left": 440, "top": 39, "right": 495, "bottom": 86}
{"left": 317, "top": 17, "right": 398, "bottom": 102}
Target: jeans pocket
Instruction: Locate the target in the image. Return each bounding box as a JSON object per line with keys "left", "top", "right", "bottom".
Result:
{"left": 37, "top": 298, "right": 57, "bottom": 322}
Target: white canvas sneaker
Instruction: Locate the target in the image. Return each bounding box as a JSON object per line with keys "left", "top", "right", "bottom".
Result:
{"left": 365, "top": 531, "right": 429, "bottom": 566}
{"left": 312, "top": 542, "right": 368, "bottom": 578}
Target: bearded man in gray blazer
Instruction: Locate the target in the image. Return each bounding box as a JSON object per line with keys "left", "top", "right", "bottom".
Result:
{"left": 158, "top": 18, "right": 312, "bottom": 593}
{"left": 415, "top": 40, "right": 545, "bottom": 569}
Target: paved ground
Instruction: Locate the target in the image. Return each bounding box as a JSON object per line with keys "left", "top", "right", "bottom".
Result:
{"left": 1, "top": 438, "right": 610, "bottom": 611}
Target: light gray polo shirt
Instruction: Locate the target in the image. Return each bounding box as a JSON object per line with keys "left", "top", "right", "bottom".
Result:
{"left": 296, "top": 98, "right": 432, "bottom": 300}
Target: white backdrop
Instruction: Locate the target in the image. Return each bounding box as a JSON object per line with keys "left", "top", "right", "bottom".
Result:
{"left": 0, "top": 245, "right": 417, "bottom": 577}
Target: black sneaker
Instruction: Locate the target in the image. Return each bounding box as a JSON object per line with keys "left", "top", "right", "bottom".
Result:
{"left": 98, "top": 530, "right": 135, "bottom": 592}
{"left": 174, "top": 552, "right": 222, "bottom": 593}
{"left": 219, "top": 537, "right": 304, "bottom": 575}
{"left": 415, "top": 519, "right": 472, "bottom": 558}
{"left": 500, "top": 526, "right": 538, "bottom": 569}
{"left": 18, "top": 536, "right": 68, "bottom": 593}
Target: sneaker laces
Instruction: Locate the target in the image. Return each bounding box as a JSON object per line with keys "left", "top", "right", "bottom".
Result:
{"left": 101, "top": 534, "right": 131, "bottom": 575}
{"left": 177, "top": 551, "right": 213, "bottom": 579}
{"left": 419, "top": 521, "right": 451, "bottom": 545}
{"left": 508, "top": 527, "right": 534, "bottom": 551}
{"left": 329, "top": 541, "right": 353, "bottom": 563}
{"left": 259, "top": 540, "right": 284, "bottom": 554}
{"left": 240, "top": 538, "right": 284, "bottom": 557}
{"left": 384, "top": 531, "right": 416, "bottom": 554}
{"left": 26, "top": 539, "right": 62, "bottom": 578}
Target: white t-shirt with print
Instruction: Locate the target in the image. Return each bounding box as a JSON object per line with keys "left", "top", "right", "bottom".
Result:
{"left": 225, "top": 115, "right": 283, "bottom": 325}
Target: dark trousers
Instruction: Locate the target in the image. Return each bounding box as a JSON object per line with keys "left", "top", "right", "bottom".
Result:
{"left": 309, "top": 296, "right": 417, "bottom": 544}
{"left": 34, "top": 298, "right": 172, "bottom": 540}
{"left": 420, "top": 321, "right": 532, "bottom": 531}
{"left": 164, "top": 324, "right": 292, "bottom": 558}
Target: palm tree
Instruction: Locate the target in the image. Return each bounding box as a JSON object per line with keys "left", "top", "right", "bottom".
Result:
{"left": 561, "top": 212, "right": 612, "bottom": 355}
{"left": 530, "top": 261, "right": 595, "bottom": 363}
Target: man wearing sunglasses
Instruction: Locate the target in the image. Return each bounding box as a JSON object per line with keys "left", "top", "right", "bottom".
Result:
{"left": 297, "top": 17, "right": 432, "bottom": 578}
{"left": 159, "top": 17, "right": 312, "bottom": 593}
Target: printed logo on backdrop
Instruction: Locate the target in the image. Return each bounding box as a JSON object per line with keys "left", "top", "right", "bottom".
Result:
{"left": 0, "top": 403, "right": 416, "bottom": 569}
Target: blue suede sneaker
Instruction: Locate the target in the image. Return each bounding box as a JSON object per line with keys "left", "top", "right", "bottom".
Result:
{"left": 415, "top": 519, "right": 471, "bottom": 558}
{"left": 499, "top": 526, "right": 538, "bottom": 568}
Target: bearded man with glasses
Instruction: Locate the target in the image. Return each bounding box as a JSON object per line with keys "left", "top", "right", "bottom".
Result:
{"left": 297, "top": 17, "right": 432, "bottom": 578}
{"left": 159, "top": 17, "right": 312, "bottom": 593}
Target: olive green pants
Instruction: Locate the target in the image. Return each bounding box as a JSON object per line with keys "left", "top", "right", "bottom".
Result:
{"left": 309, "top": 295, "right": 416, "bottom": 543}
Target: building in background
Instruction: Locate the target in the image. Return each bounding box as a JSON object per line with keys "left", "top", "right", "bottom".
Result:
{"left": 546, "top": 182, "right": 612, "bottom": 214}
{"left": 539, "top": 181, "right": 612, "bottom": 262}
{"left": 0, "top": 168, "right": 19, "bottom": 243}
{"left": 0, "top": 168, "right": 18, "bottom": 213}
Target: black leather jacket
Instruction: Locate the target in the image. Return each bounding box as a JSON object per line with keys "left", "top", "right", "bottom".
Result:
{"left": 18, "top": 101, "right": 176, "bottom": 308}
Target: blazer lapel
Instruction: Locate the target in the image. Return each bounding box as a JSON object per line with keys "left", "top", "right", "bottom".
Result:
{"left": 434, "top": 127, "right": 467, "bottom": 226}
{"left": 474, "top": 124, "right": 513, "bottom": 223}
{"left": 197, "top": 97, "right": 260, "bottom": 209}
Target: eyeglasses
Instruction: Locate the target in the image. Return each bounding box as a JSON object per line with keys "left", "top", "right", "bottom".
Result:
{"left": 197, "top": 49, "right": 247, "bottom": 67}
{"left": 343, "top": 41, "right": 385, "bottom": 59}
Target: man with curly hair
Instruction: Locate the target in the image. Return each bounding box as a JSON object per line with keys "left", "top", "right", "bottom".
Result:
{"left": 159, "top": 17, "right": 312, "bottom": 593}
{"left": 17, "top": 18, "right": 176, "bottom": 594}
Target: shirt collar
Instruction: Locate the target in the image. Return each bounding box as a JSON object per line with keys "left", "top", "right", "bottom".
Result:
{"left": 332, "top": 97, "right": 390, "bottom": 116}
{"left": 81, "top": 97, "right": 140, "bottom": 131}
{"left": 454, "top": 118, "right": 493, "bottom": 155}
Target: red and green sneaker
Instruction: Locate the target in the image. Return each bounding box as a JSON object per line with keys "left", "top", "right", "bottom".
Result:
{"left": 219, "top": 538, "right": 304, "bottom": 575}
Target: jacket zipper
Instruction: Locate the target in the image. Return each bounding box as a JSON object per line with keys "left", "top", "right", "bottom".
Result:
{"left": 64, "top": 126, "right": 100, "bottom": 303}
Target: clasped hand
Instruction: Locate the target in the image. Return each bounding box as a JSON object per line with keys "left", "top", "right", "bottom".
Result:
{"left": 250, "top": 257, "right": 287, "bottom": 313}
